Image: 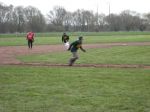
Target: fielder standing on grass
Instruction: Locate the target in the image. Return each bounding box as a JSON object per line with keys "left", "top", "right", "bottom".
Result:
{"left": 68, "top": 36, "right": 86, "bottom": 66}
{"left": 62, "top": 32, "right": 70, "bottom": 50}
{"left": 26, "top": 31, "right": 35, "bottom": 49}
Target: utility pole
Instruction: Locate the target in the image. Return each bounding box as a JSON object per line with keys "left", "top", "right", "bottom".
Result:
{"left": 107, "top": 2, "right": 111, "bottom": 31}
{"left": 97, "top": 2, "right": 99, "bottom": 22}
{"left": 96, "top": 1, "right": 99, "bottom": 31}
{"left": 108, "top": 2, "right": 110, "bottom": 17}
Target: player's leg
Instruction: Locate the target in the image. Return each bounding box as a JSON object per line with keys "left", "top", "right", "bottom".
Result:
{"left": 28, "top": 40, "right": 30, "bottom": 48}
{"left": 31, "top": 40, "right": 33, "bottom": 49}
{"left": 69, "top": 52, "right": 79, "bottom": 66}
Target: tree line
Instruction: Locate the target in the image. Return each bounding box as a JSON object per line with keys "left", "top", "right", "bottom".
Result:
{"left": 1, "top": 3, "right": 150, "bottom": 33}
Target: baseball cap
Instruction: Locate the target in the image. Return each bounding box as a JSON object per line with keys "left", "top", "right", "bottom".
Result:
{"left": 78, "top": 36, "right": 83, "bottom": 40}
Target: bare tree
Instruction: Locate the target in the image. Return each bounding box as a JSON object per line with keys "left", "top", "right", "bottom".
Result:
{"left": 0, "top": 3, "right": 13, "bottom": 33}
{"left": 92, "top": 13, "right": 106, "bottom": 32}
{"left": 12, "top": 6, "right": 25, "bottom": 32}
{"left": 24, "top": 6, "right": 46, "bottom": 32}
{"left": 105, "top": 14, "right": 121, "bottom": 31}
{"left": 63, "top": 12, "right": 73, "bottom": 31}
{"left": 120, "top": 10, "right": 142, "bottom": 31}
{"left": 0, "top": 3, "right": 149, "bottom": 32}
{"left": 72, "top": 10, "right": 82, "bottom": 31}
{"left": 144, "top": 13, "right": 150, "bottom": 30}
{"left": 47, "top": 6, "right": 67, "bottom": 31}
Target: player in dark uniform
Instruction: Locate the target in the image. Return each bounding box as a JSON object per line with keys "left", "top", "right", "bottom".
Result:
{"left": 62, "top": 33, "right": 70, "bottom": 50}
{"left": 68, "top": 36, "right": 86, "bottom": 66}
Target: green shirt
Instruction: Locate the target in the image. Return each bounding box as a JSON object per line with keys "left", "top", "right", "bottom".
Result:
{"left": 69, "top": 40, "right": 82, "bottom": 52}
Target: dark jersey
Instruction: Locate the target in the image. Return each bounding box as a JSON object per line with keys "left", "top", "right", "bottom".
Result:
{"left": 68, "top": 40, "right": 82, "bottom": 52}
{"left": 62, "top": 34, "right": 69, "bottom": 43}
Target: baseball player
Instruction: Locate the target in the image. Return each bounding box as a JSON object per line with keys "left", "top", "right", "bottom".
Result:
{"left": 26, "top": 31, "right": 35, "bottom": 49}
{"left": 62, "top": 32, "right": 70, "bottom": 50}
{"left": 68, "top": 36, "right": 86, "bottom": 66}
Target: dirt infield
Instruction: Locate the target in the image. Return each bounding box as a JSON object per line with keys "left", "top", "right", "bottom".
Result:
{"left": 0, "top": 42, "right": 150, "bottom": 68}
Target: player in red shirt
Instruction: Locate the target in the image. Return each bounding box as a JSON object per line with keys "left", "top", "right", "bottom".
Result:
{"left": 26, "top": 32, "right": 35, "bottom": 49}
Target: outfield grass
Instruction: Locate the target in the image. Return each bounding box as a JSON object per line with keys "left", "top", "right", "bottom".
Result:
{"left": 0, "top": 33, "right": 150, "bottom": 46}
{"left": 1, "top": 31, "right": 150, "bottom": 38}
{"left": 0, "top": 66, "right": 150, "bottom": 112}
{"left": 18, "top": 46, "right": 150, "bottom": 65}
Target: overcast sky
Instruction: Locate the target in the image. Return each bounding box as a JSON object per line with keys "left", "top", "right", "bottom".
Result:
{"left": 1, "top": 0, "right": 150, "bottom": 15}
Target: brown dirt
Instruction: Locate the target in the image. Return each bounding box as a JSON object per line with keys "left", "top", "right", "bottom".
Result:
{"left": 0, "top": 42, "right": 150, "bottom": 69}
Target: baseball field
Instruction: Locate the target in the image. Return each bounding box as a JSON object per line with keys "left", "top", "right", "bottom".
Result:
{"left": 0, "top": 32, "right": 150, "bottom": 112}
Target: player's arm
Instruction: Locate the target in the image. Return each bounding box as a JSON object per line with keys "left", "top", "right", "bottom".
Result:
{"left": 67, "top": 43, "right": 72, "bottom": 50}
{"left": 26, "top": 34, "right": 28, "bottom": 40}
{"left": 80, "top": 46, "right": 86, "bottom": 52}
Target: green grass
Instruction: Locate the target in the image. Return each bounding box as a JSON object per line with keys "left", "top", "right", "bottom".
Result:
{"left": 0, "top": 34, "right": 150, "bottom": 46}
{"left": 1, "top": 31, "right": 150, "bottom": 112}
{"left": 18, "top": 46, "right": 150, "bottom": 65}
{"left": 0, "top": 66, "right": 150, "bottom": 112}
{"left": 1, "top": 31, "right": 150, "bottom": 38}
{"left": 84, "top": 35, "right": 150, "bottom": 43}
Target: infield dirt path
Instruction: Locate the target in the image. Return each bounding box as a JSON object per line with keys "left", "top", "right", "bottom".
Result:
{"left": 0, "top": 42, "right": 150, "bottom": 68}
